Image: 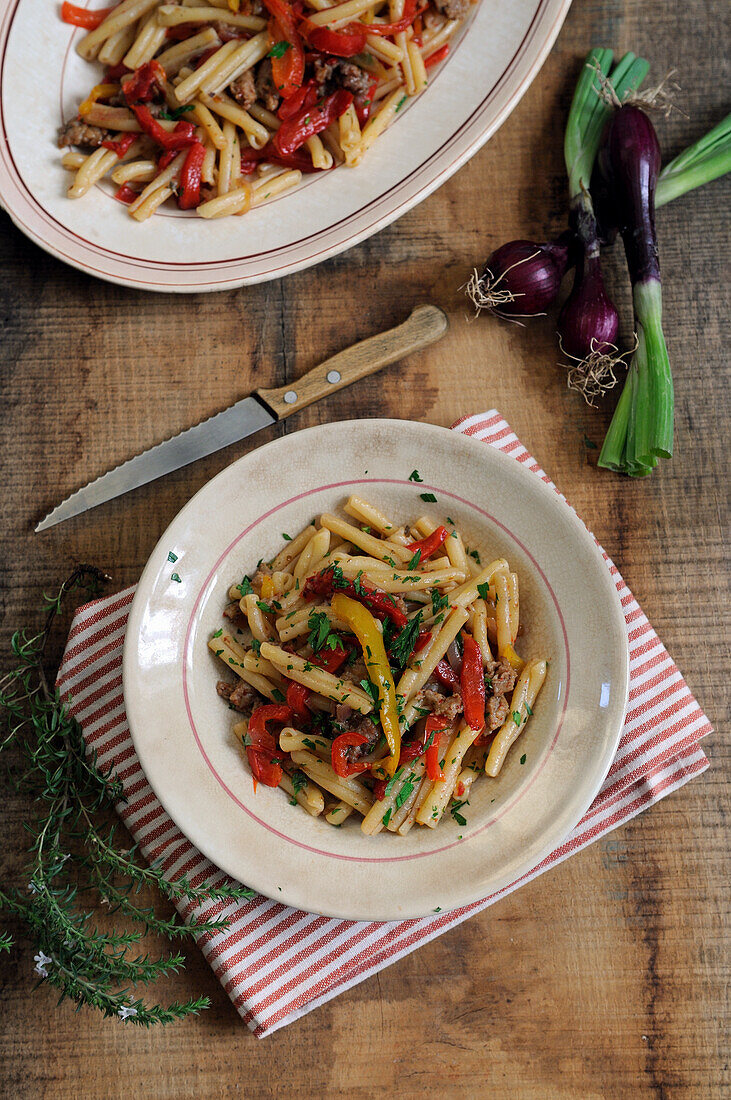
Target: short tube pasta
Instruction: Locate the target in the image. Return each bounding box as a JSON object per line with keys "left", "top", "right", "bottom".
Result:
{"left": 210, "top": 498, "right": 547, "bottom": 836}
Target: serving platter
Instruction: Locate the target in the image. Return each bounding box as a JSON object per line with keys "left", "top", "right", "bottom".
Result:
{"left": 0, "top": 0, "right": 571, "bottom": 291}
{"left": 122, "top": 419, "right": 628, "bottom": 919}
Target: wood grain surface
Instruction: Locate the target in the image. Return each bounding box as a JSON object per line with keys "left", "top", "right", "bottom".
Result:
{"left": 0, "top": 0, "right": 728, "bottom": 1095}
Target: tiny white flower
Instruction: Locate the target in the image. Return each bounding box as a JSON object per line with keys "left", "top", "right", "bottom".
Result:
{"left": 33, "top": 951, "right": 52, "bottom": 978}
{"left": 27, "top": 882, "right": 38, "bottom": 895}
{"left": 117, "top": 1004, "right": 138, "bottom": 1020}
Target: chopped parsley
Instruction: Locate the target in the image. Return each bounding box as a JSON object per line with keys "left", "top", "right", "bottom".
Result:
{"left": 307, "top": 610, "right": 343, "bottom": 654}
{"left": 268, "top": 40, "right": 291, "bottom": 57}
{"left": 526, "top": 702, "right": 533, "bottom": 716}
{"left": 389, "top": 612, "right": 422, "bottom": 669}
{"left": 420, "top": 492, "right": 437, "bottom": 503}
{"left": 520, "top": 754, "right": 527, "bottom": 765}
{"left": 450, "top": 798, "right": 469, "bottom": 827}
{"left": 407, "top": 549, "right": 421, "bottom": 571}
{"left": 408, "top": 469, "right": 423, "bottom": 482}
{"left": 272, "top": 687, "right": 286, "bottom": 703}
{"left": 384, "top": 766, "right": 404, "bottom": 798}
{"left": 359, "top": 679, "right": 380, "bottom": 708}
{"left": 467, "top": 548, "right": 482, "bottom": 565}
{"left": 251, "top": 638, "right": 262, "bottom": 656}
{"left": 381, "top": 807, "right": 392, "bottom": 827}
{"left": 256, "top": 599, "right": 279, "bottom": 615}
{"left": 431, "top": 589, "right": 449, "bottom": 615}
{"left": 237, "top": 576, "right": 253, "bottom": 596}
{"left": 212, "top": 628, "right": 223, "bottom": 638}
{"left": 282, "top": 532, "right": 292, "bottom": 541}
{"left": 291, "top": 769, "right": 307, "bottom": 795}
{"left": 484, "top": 675, "right": 493, "bottom": 692}
{"left": 159, "top": 104, "right": 194, "bottom": 120}
{"left": 395, "top": 773, "right": 416, "bottom": 809}
{"left": 167, "top": 551, "right": 178, "bottom": 563}
{"left": 395, "top": 94, "right": 407, "bottom": 112}
{"left": 171, "top": 573, "right": 182, "bottom": 583}
{"left": 477, "top": 582, "right": 491, "bottom": 601}
{"left": 512, "top": 710, "right": 522, "bottom": 726}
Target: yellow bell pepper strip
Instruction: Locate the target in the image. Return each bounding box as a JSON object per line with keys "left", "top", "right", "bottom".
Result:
{"left": 331, "top": 593, "right": 401, "bottom": 776}
{"left": 78, "top": 83, "right": 118, "bottom": 117}
{"left": 501, "top": 644, "right": 525, "bottom": 673}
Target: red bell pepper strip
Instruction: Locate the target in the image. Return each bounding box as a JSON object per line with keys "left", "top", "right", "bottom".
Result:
{"left": 302, "top": 565, "right": 407, "bottom": 628}
{"left": 105, "top": 61, "right": 131, "bottom": 81}
{"left": 311, "top": 645, "right": 349, "bottom": 675}
{"left": 424, "top": 42, "right": 449, "bottom": 68}
{"left": 195, "top": 46, "right": 221, "bottom": 68}
{"left": 239, "top": 140, "right": 322, "bottom": 175}
{"left": 354, "top": 77, "right": 377, "bottom": 127}
{"left": 261, "top": 0, "right": 305, "bottom": 99}
{"left": 433, "top": 658, "right": 459, "bottom": 689}
{"left": 122, "top": 60, "right": 165, "bottom": 104}
{"left": 177, "top": 141, "right": 205, "bottom": 209}
{"left": 372, "top": 777, "right": 387, "bottom": 801}
{"left": 406, "top": 525, "right": 448, "bottom": 561}
{"left": 277, "top": 80, "right": 317, "bottom": 120}
{"left": 164, "top": 22, "right": 198, "bottom": 41}
{"left": 131, "top": 106, "right": 197, "bottom": 151}
{"left": 331, "top": 731, "right": 370, "bottom": 778}
{"left": 272, "top": 89, "right": 353, "bottom": 156}
{"left": 425, "top": 716, "right": 447, "bottom": 781}
{"left": 355, "top": 0, "right": 418, "bottom": 35}
{"left": 303, "top": 21, "right": 367, "bottom": 57}
{"left": 113, "top": 183, "right": 138, "bottom": 204}
{"left": 101, "top": 132, "right": 136, "bottom": 157}
{"left": 246, "top": 703, "right": 293, "bottom": 787}
{"left": 413, "top": 629, "right": 432, "bottom": 653}
{"left": 286, "top": 680, "right": 311, "bottom": 720}
{"left": 157, "top": 149, "right": 178, "bottom": 170}
{"left": 460, "top": 634, "right": 485, "bottom": 733}
{"left": 61, "top": 2, "right": 114, "bottom": 30}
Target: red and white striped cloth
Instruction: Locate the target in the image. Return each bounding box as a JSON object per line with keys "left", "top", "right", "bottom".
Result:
{"left": 57, "top": 411, "right": 712, "bottom": 1037}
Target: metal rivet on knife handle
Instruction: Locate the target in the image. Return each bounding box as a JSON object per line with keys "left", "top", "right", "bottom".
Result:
{"left": 255, "top": 304, "right": 449, "bottom": 421}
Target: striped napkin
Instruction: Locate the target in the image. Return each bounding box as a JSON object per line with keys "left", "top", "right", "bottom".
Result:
{"left": 57, "top": 411, "right": 712, "bottom": 1037}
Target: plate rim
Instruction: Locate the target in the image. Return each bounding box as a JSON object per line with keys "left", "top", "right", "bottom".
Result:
{"left": 0, "top": 0, "right": 572, "bottom": 291}
{"left": 123, "top": 417, "right": 629, "bottom": 919}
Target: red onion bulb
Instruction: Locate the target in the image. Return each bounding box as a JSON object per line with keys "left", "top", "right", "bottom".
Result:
{"left": 467, "top": 237, "right": 571, "bottom": 319}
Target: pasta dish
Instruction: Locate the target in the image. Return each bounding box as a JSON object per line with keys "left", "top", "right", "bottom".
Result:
{"left": 58, "top": 0, "right": 474, "bottom": 220}
{"left": 210, "top": 496, "right": 547, "bottom": 835}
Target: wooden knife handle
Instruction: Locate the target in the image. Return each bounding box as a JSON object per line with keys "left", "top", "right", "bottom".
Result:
{"left": 255, "top": 304, "right": 448, "bottom": 420}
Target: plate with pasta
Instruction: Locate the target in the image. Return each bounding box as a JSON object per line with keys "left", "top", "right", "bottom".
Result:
{"left": 0, "top": 0, "right": 570, "bottom": 290}
{"left": 123, "top": 419, "right": 628, "bottom": 920}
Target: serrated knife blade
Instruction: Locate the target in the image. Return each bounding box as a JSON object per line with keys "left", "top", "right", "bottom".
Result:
{"left": 35, "top": 303, "right": 449, "bottom": 533}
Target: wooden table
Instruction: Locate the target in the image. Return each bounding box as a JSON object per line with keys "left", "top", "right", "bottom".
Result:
{"left": 1, "top": 0, "right": 728, "bottom": 1094}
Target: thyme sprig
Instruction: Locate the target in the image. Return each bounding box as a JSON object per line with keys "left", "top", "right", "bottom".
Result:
{"left": 0, "top": 566, "right": 253, "bottom": 1025}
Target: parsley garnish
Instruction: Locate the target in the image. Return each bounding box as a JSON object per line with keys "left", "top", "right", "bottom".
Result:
{"left": 307, "top": 610, "right": 343, "bottom": 654}
{"left": 430, "top": 589, "right": 448, "bottom": 615}
{"left": 395, "top": 94, "right": 407, "bottom": 112}
{"left": 420, "top": 493, "right": 437, "bottom": 503}
{"left": 384, "top": 766, "right": 404, "bottom": 797}
{"left": 395, "top": 774, "right": 415, "bottom": 809}
{"left": 520, "top": 754, "right": 527, "bottom": 764}
{"left": 467, "top": 548, "right": 482, "bottom": 565}
{"left": 450, "top": 798, "right": 469, "bottom": 827}
{"left": 512, "top": 710, "right": 522, "bottom": 726}
{"left": 237, "top": 576, "right": 253, "bottom": 596}
{"left": 359, "top": 679, "right": 380, "bottom": 708}
{"left": 159, "top": 104, "right": 194, "bottom": 121}
{"left": 477, "top": 582, "right": 491, "bottom": 601}
{"left": 484, "top": 675, "right": 493, "bottom": 692}
{"left": 212, "top": 628, "right": 223, "bottom": 638}
{"left": 389, "top": 612, "right": 422, "bottom": 669}
{"left": 408, "top": 469, "right": 423, "bottom": 482}
{"left": 381, "top": 807, "right": 392, "bottom": 827}
{"left": 526, "top": 703, "right": 533, "bottom": 716}
{"left": 251, "top": 638, "right": 262, "bottom": 656}
{"left": 256, "top": 600, "right": 277, "bottom": 615}
{"left": 282, "top": 532, "right": 292, "bottom": 541}
{"left": 291, "top": 770, "right": 307, "bottom": 796}
{"left": 407, "top": 549, "right": 421, "bottom": 571}
{"left": 171, "top": 573, "right": 182, "bottom": 583}
{"left": 167, "top": 551, "right": 178, "bottom": 563}
{"left": 268, "top": 40, "right": 291, "bottom": 57}
{"left": 272, "top": 688, "right": 286, "bottom": 703}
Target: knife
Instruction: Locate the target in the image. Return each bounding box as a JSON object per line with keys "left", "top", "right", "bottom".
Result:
{"left": 36, "top": 304, "right": 448, "bottom": 532}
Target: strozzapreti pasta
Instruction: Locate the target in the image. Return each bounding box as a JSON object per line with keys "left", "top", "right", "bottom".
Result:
{"left": 210, "top": 496, "right": 547, "bottom": 835}
{"left": 58, "top": 0, "right": 476, "bottom": 219}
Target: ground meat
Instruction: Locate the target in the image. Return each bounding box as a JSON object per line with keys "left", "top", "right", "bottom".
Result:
{"left": 216, "top": 678, "right": 258, "bottom": 714}
{"left": 345, "top": 653, "right": 368, "bottom": 686}
{"left": 312, "top": 56, "right": 372, "bottom": 97}
{"left": 57, "top": 119, "right": 112, "bottom": 149}
{"left": 255, "top": 59, "right": 280, "bottom": 112}
{"left": 432, "top": 0, "right": 470, "bottom": 19}
{"left": 422, "top": 687, "right": 464, "bottom": 722}
{"left": 223, "top": 601, "right": 248, "bottom": 630}
{"left": 488, "top": 658, "right": 518, "bottom": 698}
{"left": 345, "top": 713, "right": 381, "bottom": 762}
{"left": 486, "top": 693, "right": 509, "bottom": 731}
{"left": 250, "top": 562, "right": 273, "bottom": 595}
{"left": 230, "top": 69, "right": 256, "bottom": 109}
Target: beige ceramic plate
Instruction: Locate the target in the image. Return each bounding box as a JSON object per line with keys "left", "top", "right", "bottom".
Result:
{"left": 123, "top": 420, "right": 628, "bottom": 919}
{"left": 0, "top": 0, "right": 571, "bottom": 291}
